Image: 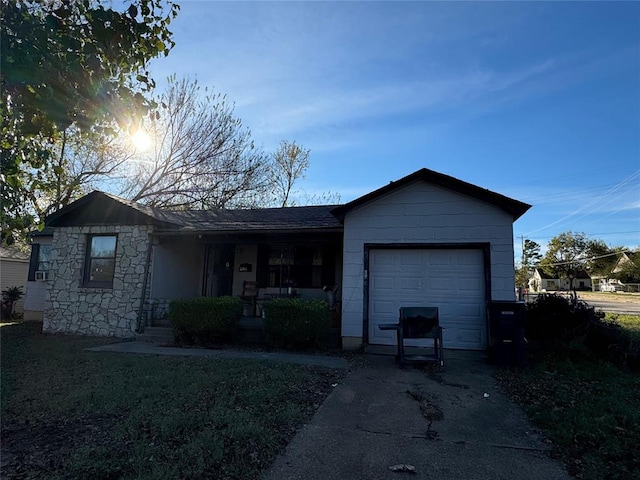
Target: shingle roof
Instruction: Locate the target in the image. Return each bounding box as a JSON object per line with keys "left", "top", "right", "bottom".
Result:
{"left": 46, "top": 191, "right": 343, "bottom": 232}
{"left": 0, "top": 246, "right": 30, "bottom": 262}
{"left": 45, "top": 167, "right": 531, "bottom": 233}
{"left": 534, "top": 268, "right": 553, "bottom": 279}
{"left": 158, "top": 205, "right": 343, "bottom": 232}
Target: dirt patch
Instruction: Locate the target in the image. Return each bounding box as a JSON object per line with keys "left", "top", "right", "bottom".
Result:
{"left": 577, "top": 292, "right": 640, "bottom": 304}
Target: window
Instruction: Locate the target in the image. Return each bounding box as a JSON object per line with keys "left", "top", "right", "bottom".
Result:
{"left": 84, "top": 235, "right": 117, "bottom": 288}
{"left": 261, "top": 245, "right": 334, "bottom": 289}
{"left": 27, "top": 243, "right": 52, "bottom": 281}
{"left": 37, "top": 245, "right": 51, "bottom": 271}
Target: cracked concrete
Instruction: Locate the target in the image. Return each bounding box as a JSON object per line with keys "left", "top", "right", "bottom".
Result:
{"left": 262, "top": 352, "right": 571, "bottom": 480}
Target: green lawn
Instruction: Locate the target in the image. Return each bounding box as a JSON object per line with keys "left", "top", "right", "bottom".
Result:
{"left": 1, "top": 322, "right": 344, "bottom": 480}
{"left": 497, "top": 348, "right": 640, "bottom": 480}
{"left": 606, "top": 313, "right": 640, "bottom": 339}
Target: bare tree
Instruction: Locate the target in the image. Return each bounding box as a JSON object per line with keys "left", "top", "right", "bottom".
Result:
{"left": 301, "top": 190, "right": 341, "bottom": 206}
{"left": 17, "top": 126, "right": 133, "bottom": 230}
{"left": 268, "top": 140, "right": 310, "bottom": 207}
{"left": 120, "top": 76, "right": 269, "bottom": 209}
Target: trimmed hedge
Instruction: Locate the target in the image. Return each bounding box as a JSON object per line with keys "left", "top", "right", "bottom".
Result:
{"left": 263, "top": 298, "right": 330, "bottom": 350}
{"left": 169, "top": 296, "right": 243, "bottom": 345}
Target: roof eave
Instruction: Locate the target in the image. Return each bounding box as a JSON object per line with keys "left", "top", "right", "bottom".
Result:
{"left": 153, "top": 226, "right": 344, "bottom": 236}
{"left": 331, "top": 168, "right": 532, "bottom": 222}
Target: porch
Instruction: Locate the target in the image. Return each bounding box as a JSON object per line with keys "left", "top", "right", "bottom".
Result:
{"left": 143, "top": 231, "right": 343, "bottom": 324}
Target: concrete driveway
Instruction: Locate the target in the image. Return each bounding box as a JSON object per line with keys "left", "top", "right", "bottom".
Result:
{"left": 263, "top": 352, "right": 571, "bottom": 480}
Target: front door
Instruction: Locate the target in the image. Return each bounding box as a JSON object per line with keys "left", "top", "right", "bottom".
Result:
{"left": 204, "top": 244, "right": 235, "bottom": 297}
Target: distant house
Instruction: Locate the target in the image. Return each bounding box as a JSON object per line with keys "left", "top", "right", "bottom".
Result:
{"left": 0, "top": 245, "right": 30, "bottom": 314}
{"left": 528, "top": 268, "right": 556, "bottom": 292}
{"left": 528, "top": 267, "right": 592, "bottom": 292}
{"left": 612, "top": 252, "right": 639, "bottom": 276}
{"left": 600, "top": 251, "right": 640, "bottom": 292}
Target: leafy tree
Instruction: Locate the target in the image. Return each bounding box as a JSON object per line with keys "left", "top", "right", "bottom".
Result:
{"left": 584, "top": 239, "right": 620, "bottom": 276}
{"left": 1, "top": 0, "right": 180, "bottom": 244}
{"left": 119, "top": 76, "right": 269, "bottom": 209}
{"left": 540, "top": 232, "right": 590, "bottom": 279}
{"left": 515, "top": 239, "right": 542, "bottom": 286}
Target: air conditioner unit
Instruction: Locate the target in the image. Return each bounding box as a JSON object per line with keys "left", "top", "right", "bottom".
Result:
{"left": 35, "top": 271, "right": 48, "bottom": 281}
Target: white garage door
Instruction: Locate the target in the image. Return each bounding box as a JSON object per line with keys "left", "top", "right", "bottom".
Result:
{"left": 368, "top": 248, "right": 487, "bottom": 350}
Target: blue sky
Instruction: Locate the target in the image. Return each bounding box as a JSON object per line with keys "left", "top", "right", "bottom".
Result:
{"left": 147, "top": 1, "right": 640, "bottom": 257}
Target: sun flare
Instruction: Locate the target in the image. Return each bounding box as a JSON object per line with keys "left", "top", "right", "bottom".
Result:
{"left": 131, "top": 130, "right": 152, "bottom": 151}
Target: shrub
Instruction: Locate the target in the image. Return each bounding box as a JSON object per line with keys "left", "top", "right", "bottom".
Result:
{"left": 263, "top": 299, "right": 330, "bottom": 350}
{"left": 525, "top": 293, "right": 601, "bottom": 347}
{"left": 525, "top": 294, "right": 639, "bottom": 373}
{"left": 169, "top": 296, "right": 242, "bottom": 345}
{"left": 1, "top": 286, "right": 24, "bottom": 321}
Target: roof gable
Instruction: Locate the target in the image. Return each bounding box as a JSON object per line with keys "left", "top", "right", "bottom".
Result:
{"left": 613, "top": 251, "right": 640, "bottom": 272}
{"left": 46, "top": 191, "right": 182, "bottom": 228}
{"left": 331, "top": 168, "right": 531, "bottom": 221}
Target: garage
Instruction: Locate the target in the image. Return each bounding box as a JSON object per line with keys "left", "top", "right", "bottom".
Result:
{"left": 333, "top": 168, "right": 531, "bottom": 351}
{"left": 368, "top": 248, "right": 487, "bottom": 350}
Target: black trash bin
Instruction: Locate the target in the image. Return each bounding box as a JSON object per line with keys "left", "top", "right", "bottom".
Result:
{"left": 488, "top": 301, "right": 526, "bottom": 367}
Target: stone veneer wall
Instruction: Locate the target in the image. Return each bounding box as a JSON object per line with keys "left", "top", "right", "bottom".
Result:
{"left": 43, "top": 225, "right": 152, "bottom": 338}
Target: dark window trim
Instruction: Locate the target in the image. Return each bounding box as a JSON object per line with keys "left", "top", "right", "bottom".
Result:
{"left": 83, "top": 234, "right": 118, "bottom": 289}
{"left": 27, "top": 243, "right": 40, "bottom": 281}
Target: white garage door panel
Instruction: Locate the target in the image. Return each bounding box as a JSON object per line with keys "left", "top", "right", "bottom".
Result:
{"left": 369, "top": 249, "right": 486, "bottom": 350}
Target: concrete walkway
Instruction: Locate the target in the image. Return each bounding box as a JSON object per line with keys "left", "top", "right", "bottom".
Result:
{"left": 86, "top": 341, "right": 349, "bottom": 369}
{"left": 262, "top": 353, "right": 571, "bottom": 480}
{"left": 87, "top": 342, "right": 571, "bottom": 479}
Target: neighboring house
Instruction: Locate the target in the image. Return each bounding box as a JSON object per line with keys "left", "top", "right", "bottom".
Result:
{"left": 600, "top": 252, "right": 640, "bottom": 292}
{"left": 528, "top": 268, "right": 592, "bottom": 292}
{"left": 0, "top": 246, "right": 30, "bottom": 314}
{"left": 32, "top": 168, "right": 530, "bottom": 351}
{"left": 23, "top": 228, "right": 54, "bottom": 320}
{"left": 528, "top": 268, "right": 556, "bottom": 292}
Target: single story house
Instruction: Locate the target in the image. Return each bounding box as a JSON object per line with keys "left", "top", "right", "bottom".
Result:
{"left": 528, "top": 267, "right": 592, "bottom": 292}
{"left": 0, "top": 245, "right": 30, "bottom": 315}
{"left": 30, "top": 167, "right": 530, "bottom": 350}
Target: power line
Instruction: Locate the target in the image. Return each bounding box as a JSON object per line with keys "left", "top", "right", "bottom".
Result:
{"left": 514, "top": 230, "right": 640, "bottom": 241}
{"left": 524, "top": 169, "right": 640, "bottom": 235}
{"left": 533, "top": 251, "right": 623, "bottom": 267}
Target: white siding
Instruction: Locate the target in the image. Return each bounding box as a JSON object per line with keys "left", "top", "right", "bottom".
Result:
{"left": 1, "top": 258, "right": 29, "bottom": 313}
{"left": 341, "top": 180, "right": 516, "bottom": 344}
{"left": 369, "top": 248, "right": 487, "bottom": 349}
{"left": 24, "top": 236, "right": 53, "bottom": 319}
